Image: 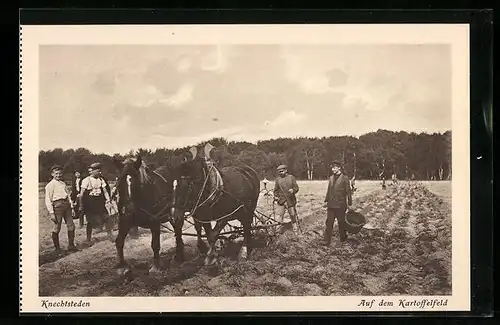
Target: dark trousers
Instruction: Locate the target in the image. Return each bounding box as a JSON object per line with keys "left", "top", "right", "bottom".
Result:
{"left": 324, "top": 208, "right": 347, "bottom": 243}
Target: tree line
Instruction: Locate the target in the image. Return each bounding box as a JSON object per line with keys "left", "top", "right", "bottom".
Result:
{"left": 39, "top": 129, "right": 451, "bottom": 183}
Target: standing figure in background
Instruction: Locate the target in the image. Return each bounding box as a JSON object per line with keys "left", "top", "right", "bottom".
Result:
{"left": 273, "top": 164, "right": 300, "bottom": 234}
{"left": 45, "top": 165, "right": 78, "bottom": 254}
{"left": 70, "top": 170, "right": 85, "bottom": 228}
{"left": 79, "top": 162, "right": 113, "bottom": 244}
{"left": 322, "top": 160, "right": 353, "bottom": 245}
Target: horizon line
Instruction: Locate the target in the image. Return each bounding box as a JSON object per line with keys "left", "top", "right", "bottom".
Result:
{"left": 39, "top": 128, "right": 452, "bottom": 156}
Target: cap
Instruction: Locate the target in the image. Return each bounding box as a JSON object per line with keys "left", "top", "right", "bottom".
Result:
{"left": 50, "top": 164, "right": 63, "bottom": 173}
{"left": 277, "top": 164, "right": 287, "bottom": 171}
{"left": 89, "top": 162, "right": 102, "bottom": 170}
{"left": 331, "top": 160, "right": 343, "bottom": 166}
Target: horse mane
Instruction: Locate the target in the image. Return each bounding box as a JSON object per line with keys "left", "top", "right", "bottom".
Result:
{"left": 138, "top": 161, "right": 153, "bottom": 184}
{"left": 124, "top": 157, "right": 153, "bottom": 185}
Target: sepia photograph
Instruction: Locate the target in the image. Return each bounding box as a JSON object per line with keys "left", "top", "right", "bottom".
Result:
{"left": 20, "top": 24, "right": 470, "bottom": 313}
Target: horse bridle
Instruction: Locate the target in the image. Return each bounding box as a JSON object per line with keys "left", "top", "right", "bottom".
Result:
{"left": 116, "top": 167, "right": 176, "bottom": 222}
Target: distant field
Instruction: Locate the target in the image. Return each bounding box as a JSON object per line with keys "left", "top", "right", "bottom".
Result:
{"left": 37, "top": 180, "right": 451, "bottom": 297}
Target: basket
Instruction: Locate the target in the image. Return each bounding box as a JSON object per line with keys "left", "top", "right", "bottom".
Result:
{"left": 344, "top": 209, "right": 366, "bottom": 234}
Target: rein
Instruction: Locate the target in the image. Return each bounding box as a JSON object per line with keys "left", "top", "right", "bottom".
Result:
{"left": 187, "top": 163, "right": 244, "bottom": 224}
{"left": 118, "top": 166, "right": 174, "bottom": 223}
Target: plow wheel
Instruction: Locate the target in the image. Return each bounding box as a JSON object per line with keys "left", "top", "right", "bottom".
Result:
{"left": 252, "top": 211, "right": 280, "bottom": 246}
{"left": 216, "top": 222, "right": 243, "bottom": 251}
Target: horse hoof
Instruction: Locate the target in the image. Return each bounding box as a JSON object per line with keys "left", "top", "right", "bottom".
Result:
{"left": 116, "top": 266, "right": 131, "bottom": 276}
{"left": 204, "top": 256, "right": 217, "bottom": 266}
{"left": 238, "top": 246, "right": 248, "bottom": 260}
{"left": 149, "top": 265, "right": 163, "bottom": 275}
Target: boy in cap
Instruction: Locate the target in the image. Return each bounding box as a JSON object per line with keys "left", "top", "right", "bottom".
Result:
{"left": 78, "top": 162, "right": 113, "bottom": 243}
{"left": 322, "top": 160, "right": 353, "bottom": 245}
{"left": 273, "top": 164, "right": 300, "bottom": 234}
{"left": 44, "top": 165, "right": 78, "bottom": 254}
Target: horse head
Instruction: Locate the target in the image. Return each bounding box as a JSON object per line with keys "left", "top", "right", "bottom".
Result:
{"left": 113, "top": 154, "right": 149, "bottom": 219}
{"left": 172, "top": 146, "right": 212, "bottom": 217}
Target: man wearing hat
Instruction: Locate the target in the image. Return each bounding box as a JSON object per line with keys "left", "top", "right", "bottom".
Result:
{"left": 44, "top": 165, "right": 78, "bottom": 254}
{"left": 273, "top": 164, "right": 300, "bottom": 234}
{"left": 322, "top": 160, "right": 353, "bottom": 245}
{"left": 78, "top": 162, "right": 113, "bottom": 243}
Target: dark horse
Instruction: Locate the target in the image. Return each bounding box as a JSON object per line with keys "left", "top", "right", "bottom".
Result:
{"left": 171, "top": 146, "right": 261, "bottom": 266}
{"left": 113, "top": 155, "right": 184, "bottom": 274}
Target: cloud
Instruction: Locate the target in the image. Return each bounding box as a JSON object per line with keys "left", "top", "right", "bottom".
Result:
{"left": 158, "top": 83, "right": 194, "bottom": 109}
{"left": 264, "top": 110, "right": 305, "bottom": 128}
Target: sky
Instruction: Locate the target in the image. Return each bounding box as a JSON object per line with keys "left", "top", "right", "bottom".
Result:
{"left": 39, "top": 44, "right": 451, "bottom": 154}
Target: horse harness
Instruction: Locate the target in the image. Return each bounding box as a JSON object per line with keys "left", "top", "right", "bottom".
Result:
{"left": 187, "top": 164, "right": 248, "bottom": 224}
{"left": 116, "top": 168, "right": 174, "bottom": 223}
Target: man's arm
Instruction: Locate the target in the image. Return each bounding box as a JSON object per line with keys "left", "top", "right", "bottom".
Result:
{"left": 78, "top": 179, "right": 88, "bottom": 211}
{"left": 101, "top": 180, "right": 111, "bottom": 202}
{"left": 44, "top": 183, "right": 54, "bottom": 214}
{"left": 291, "top": 176, "right": 299, "bottom": 194}
{"left": 345, "top": 176, "right": 352, "bottom": 206}
{"left": 324, "top": 177, "right": 331, "bottom": 203}
{"left": 273, "top": 179, "right": 279, "bottom": 197}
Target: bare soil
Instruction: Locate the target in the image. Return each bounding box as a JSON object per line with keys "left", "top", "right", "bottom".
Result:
{"left": 38, "top": 180, "right": 451, "bottom": 297}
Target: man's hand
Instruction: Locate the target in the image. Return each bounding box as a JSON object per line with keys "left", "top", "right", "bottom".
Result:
{"left": 288, "top": 189, "right": 294, "bottom": 194}
{"left": 71, "top": 208, "right": 76, "bottom": 217}
{"left": 49, "top": 212, "right": 57, "bottom": 223}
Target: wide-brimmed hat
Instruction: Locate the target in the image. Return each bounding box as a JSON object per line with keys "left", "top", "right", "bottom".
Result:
{"left": 50, "top": 164, "right": 63, "bottom": 173}
{"left": 277, "top": 164, "right": 287, "bottom": 171}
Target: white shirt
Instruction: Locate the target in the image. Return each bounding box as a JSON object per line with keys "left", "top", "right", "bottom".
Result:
{"left": 45, "top": 179, "right": 71, "bottom": 214}
{"left": 81, "top": 176, "right": 107, "bottom": 197}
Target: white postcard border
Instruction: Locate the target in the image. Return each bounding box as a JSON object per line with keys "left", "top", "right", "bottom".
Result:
{"left": 20, "top": 24, "right": 470, "bottom": 313}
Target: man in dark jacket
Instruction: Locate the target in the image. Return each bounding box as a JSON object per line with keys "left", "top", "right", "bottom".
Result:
{"left": 322, "top": 160, "right": 352, "bottom": 245}
{"left": 70, "top": 170, "right": 85, "bottom": 228}
{"left": 274, "top": 164, "right": 300, "bottom": 234}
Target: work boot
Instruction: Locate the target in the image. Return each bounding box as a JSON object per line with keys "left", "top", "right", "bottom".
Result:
{"left": 52, "top": 232, "right": 61, "bottom": 254}
{"left": 86, "top": 226, "right": 93, "bottom": 244}
{"left": 67, "top": 230, "right": 78, "bottom": 252}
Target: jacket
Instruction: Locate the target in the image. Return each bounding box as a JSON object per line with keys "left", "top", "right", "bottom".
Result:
{"left": 274, "top": 174, "right": 299, "bottom": 207}
{"left": 324, "top": 173, "right": 352, "bottom": 209}
{"left": 70, "top": 177, "right": 84, "bottom": 203}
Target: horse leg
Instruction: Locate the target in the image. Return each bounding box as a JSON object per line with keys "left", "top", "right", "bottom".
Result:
{"left": 149, "top": 223, "right": 163, "bottom": 273}
{"left": 171, "top": 216, "right": 185, "bottom": 263}
{"left": 238, "top": 213, "right": 253, "bottom": 260}
{"left": 205, "top": 220, "right": 227, "bottom": 266}
{"left": 114, "top": 218, "right": 131, "bottom": 270}
{"left": 195, "top": 220, "right": 209, "bottom": 254}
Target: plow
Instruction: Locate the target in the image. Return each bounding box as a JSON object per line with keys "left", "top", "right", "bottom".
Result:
{"left": 158, "top": 187, "right": 292, "bottom": 247}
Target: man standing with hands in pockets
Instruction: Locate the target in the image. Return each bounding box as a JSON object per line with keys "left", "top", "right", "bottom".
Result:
{"left": 44, "top": 165, "right": 78, "bottom": 254}
{"left": 322, "top": 160, "right": 353, "bottom": 245}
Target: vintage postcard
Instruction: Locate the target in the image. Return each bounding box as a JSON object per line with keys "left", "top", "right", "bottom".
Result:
{"left": 20, "top": 24, "right": 470, "bottom": 313}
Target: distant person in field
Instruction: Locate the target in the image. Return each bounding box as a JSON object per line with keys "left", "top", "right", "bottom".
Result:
{"left": 44, "top": 165, "right": 78, "bottom": 254}
{"left": 322, "top": 160, "right": 353, "bottom": 245}
{"left": 70, "top": 170, "right": 85, "bottom": 228}
{"left": 391, "top": 173, "right": 398, "bottom": 184}
{"left": 78, "top": 162, "right": 113, "bottom": 244}
{"left": 273, "top": 164, "right": 300, "bottom": 234}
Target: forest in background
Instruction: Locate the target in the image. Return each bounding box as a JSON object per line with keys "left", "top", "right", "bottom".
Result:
{"left": 38, "top": 129, "right": 451, "bottom": 183}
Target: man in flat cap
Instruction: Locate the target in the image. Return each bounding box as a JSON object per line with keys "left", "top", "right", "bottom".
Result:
{"left": 322, "top": 160, "right": 353, "bottom": 245}
{"left": 78, "top": 162, "right": 113, "bottom": 244}
{"left": 44, "top": 165, "right": 78, "bottom": 254}
{"left": 274, "top": 164, "right": 300, "bottom": 234}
